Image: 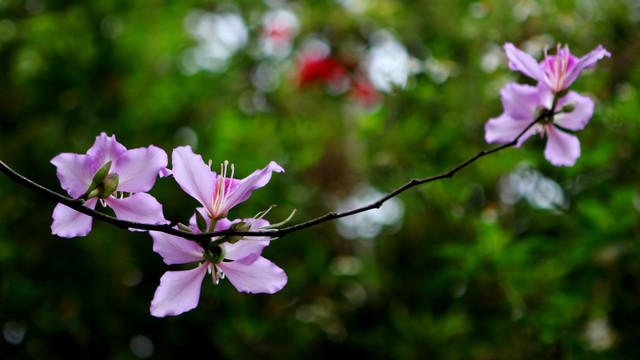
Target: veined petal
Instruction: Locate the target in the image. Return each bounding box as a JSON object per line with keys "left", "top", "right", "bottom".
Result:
{"left": 500, "top": 82, "right": 541, "bottom": 119}
{"left": 544, "top": 126, "right": 581, "bottom": 167}
{"left": 86, "top": 133, "right": 127, "bottom": 169}
{"left": 51, "top": 198, "right": 98, "bottom": 238}
{"left": 223, "top": 240, "right": 270, "bottom": 261}
{"left": 104, "top": 193, "right": 167, "bottom": 230}
{"left": 51, "top": 153, "right": 95, "bottom": 198}
{"left": 151, "top": 231, "right": 204, "bottom": 265}
{"left": 484, "top": 113, "right": 538, "bottom": 147}
{"left": 159, "top": 168, "right": 173, "bottom": 178}
{"left": 218, "top": 254, "right": 287, "bottom": 294}
{"left": 504, "top": 43, "right": 544, "bottom": 82}
{"left": 537, "top": 83, "right": 555, "bottom": 110}
{"left": 214, "top": 217, "right": 233, "bottom": 231}
{"left": 172, "top": 146, "right": 216, "bottom": 217}
{"left": 222, "top": 161, "right": 284, "bottom": 214}
{"left": 150, "top": 262, "right": 208, "bottom": 317}
{"left": 222, "top": 218, "right": 272, "bottom": 260}
{"left": 554, "top": 92, "right": 594, "bottom": 131}
{"left": 113, "top": 145, "right": 168, "bottom": 193}
{"left": 563, "top": 45, "right": 611, "bottom": 89}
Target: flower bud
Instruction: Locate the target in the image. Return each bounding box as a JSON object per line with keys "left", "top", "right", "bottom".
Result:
{"left": 231, "top": 221, "right": 251, "bottom": 232}
{"left": 559, "top": 103, "right": 576, "bottom": 114}
{"left": 83, "top": 161, "right": 112, "bottom": 199}
{"left": 205, "top": 244, "right": 225, "bottom": 264}
{"left": 228, "top": 221, "right": 252, "bottom": 244}
{"left": 177, "top": 223, "right": 194, "bottom": 233}
{"left": 195, "top": 210, "right": 208, "bottom": 233}
{"left": 99, "top": 173, "right": 119, "bottom": 198}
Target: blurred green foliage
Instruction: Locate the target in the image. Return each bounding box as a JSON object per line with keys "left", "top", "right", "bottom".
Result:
{"left": 1, "top": 0, "right": 639, "bottom": 358}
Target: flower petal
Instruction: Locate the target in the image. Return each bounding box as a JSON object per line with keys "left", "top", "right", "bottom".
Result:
{"left": 485, "top": 113, "right": 538, "bottom": 147}
{"left": 500, "top": 82, "right": 542, "bottom": 120}
{"left": 504, "top": 43, "right": 544, "bottom": 82}
{"left": 172, "top": 146, "right": 216, "bottom": 216}
{"left": 159, "top": 168, "right": 173, "bottom": 178}
{"left": 86, "top": 133, "right": 127, "bottom": 168}
{"left": 222, "top": 218, "right": 272, "bottom": 260}
{"left": 223, "top": 239, "right": 270, "bottom": 261}
{"left": 104, "top": 193, "right": 167, "bottom": 231}
{"left": 563, "top": 45, "right": 611, "bottom": 88}
{"left": 50, "top": 153, "right": 95, "bottom": 198}
{"left": 544, "top": 126, "right": 581, "bottom": 167}
{"left": 51, "top": 198, "right": 98, "bottom": 238}
{"left": 222, "top": 161, "right": 284, "bottom": 214}
{"left": 151, "top": 231, "right": 204, "bottom": 265}
{"left": 150, "top": 262, "right": 208, "bottom": 317}
{"left": 218, "top": 254, "right": 287, "bottom": 294}
{"left": 113, "top": 145, "right": 168, "bottom": 193}
{"left": 554, "top": 91, "right": 594, "bottom": 131}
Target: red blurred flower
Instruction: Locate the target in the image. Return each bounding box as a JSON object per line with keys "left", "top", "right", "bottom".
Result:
{"left": 296, "top": 49, "right": 349, "bottom": 86}
{"left": 350, "top": 76, "right": 381, "bottom": 108}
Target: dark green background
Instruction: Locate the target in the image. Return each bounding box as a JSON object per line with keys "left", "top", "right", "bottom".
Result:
{"left": 1, "top": 0, "right": 638, "bottom": 358}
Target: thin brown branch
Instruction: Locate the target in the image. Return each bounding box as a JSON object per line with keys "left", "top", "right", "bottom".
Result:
{"left": 0, "top": 114, "right": 544, "bottom": 242}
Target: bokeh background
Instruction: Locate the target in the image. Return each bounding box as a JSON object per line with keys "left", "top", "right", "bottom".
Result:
{"left": 1, "top": 0, "right": 638, "bottom": 358}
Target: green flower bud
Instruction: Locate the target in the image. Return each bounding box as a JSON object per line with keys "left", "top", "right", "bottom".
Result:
{"left": 228, "top": 235, "right": 243, "bottom": 244}
{"left": 195, "top": 210, "right": 208, "bottom": 233}
{"left": 559, "top": 103, "right": 576, "bottom": 114}
{"left": 177, "top": 223, "right": 194, "bottom": 233}
{"left": 231, "top": 221, "right": 251, "bottom": 232}
{"left": 204, "top": 244, "right": 225, "bottom": 264}
{"left": 228, "top": 221, "right": 252, "bottom": 244}
{"left": 83, "top": 161, "right": 112, "bottom": 199}
{"left": 99, "top": 173, "right": 119, "bottom": 199}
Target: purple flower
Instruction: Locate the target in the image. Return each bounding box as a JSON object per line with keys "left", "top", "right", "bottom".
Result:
{"left": 485, "top": 82, "right": 594, "bottom": 166}
{"left": 504, "top": 42, "right": 610, "bottom": 93}
{"left": 171, "top": 146, "right": 284, "bottom": 219}
{"left": 149, "top": 210, "right": 287, "bottom": 317}
{"left": 485, "top": 43, "right": 609, "bottom": 166}
{"left": 51, "top": 133, "right": 169, "bottom": 237}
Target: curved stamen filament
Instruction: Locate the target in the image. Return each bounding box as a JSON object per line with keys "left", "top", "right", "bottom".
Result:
{"left": 544, "top": 44, "right": 570, "bottom": 92}
{"left": 211, "top": 160, "right": 235, "bottom": 218}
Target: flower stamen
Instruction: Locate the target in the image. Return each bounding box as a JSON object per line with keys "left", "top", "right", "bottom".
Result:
{"left": 211, "top": 160, "right": 236, "bottom": 219}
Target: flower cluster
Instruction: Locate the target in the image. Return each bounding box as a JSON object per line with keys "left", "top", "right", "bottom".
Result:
{"left": 48, "top": 42, "right": 610, "bottom": 318}
{"left": 150, "top": 211, "right": 287, "bottom": 317}
{"left": 485, "top": 43, "right": 610, "bottom": 166}
{"left": 51, "top": 133, "right": 169, "bottom": 237}
{"left": 51, "top": 136, "right": 286, "bottom": 317}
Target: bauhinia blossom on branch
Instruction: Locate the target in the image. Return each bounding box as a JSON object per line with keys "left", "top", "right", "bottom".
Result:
{"left": 485, "top": 43, "right": 610, "bottom": 166}
{"left": 0, "top": 110, "right": 579, "bottom": 318}
{"left": 150, "top": 209, "right": 287, "bottom": 317}
{"left": 171, "top": 145, "right": 284, "bottom": 221}
{"left": 50, "top": 133, "right": 170, "bottom": 237}
{"left": 0, "top": 41, "right": 610, "bottom": 317}
{"left": 0, "top": 110, "right": 548, "bottom": 240}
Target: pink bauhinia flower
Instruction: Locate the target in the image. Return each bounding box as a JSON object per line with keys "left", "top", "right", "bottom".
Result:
{"left": 485, "top": 82, "right": 594, "bottom": 166}
{"left": 504, "top": 42, "right": 610, "bottom": 93}
{"left": 51, "top": 133, "right": 169, "bottom": 237}
{"left": 149, "top": 210, "right": 287, "bottom": 317}
{"left": 171, "top": 145, "right": 284, "bottom": 220}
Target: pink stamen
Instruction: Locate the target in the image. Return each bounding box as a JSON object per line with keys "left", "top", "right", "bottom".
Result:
{"left": 210, "top": 161, "right": 235, "bottom": 218}
{"left": 544, "top": 44, "right": 570, "bottom": 93}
